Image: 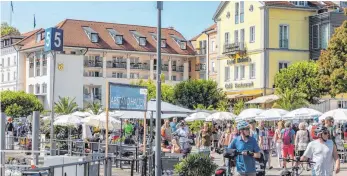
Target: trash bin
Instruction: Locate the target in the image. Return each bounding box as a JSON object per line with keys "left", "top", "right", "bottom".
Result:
{"left": 6, "top": 132, "right": 14, "bottom": 150}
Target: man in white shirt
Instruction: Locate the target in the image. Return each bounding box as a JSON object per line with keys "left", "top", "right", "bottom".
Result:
{"left": 301, "top": 125, "right": 340, "bottom": 176}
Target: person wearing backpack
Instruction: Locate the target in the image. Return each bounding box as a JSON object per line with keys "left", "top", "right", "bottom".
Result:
{"left": 308, "top": 116, "right": 319, "bottom": 140}
{"left": 280, "top": 122, "right": 296, "bottom": 169}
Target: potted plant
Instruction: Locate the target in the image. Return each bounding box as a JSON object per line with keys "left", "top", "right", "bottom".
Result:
{"left": 174, "top": 153, "right": 217, "bottom": 176}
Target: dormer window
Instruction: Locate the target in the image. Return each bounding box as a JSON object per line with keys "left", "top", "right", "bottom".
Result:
{"left": 36, "top": 31, "right": 44, "bottom": 43}
{"left": 82, "top": 26, "right": 99, "bottom": 43}
{"left": 130, "top": 31, "right": 146, "bottom": 46}
{"left": 290, "top": 1, "right": 307, "bottom": 6}
{"left": 171, "top": 35, "right": 187, "bottom": 50}
{"left": 151, "top": 33, "right": 166, "bottom": 48}
{"left": 107, "top": 28, "right": 123, "bottom": 45}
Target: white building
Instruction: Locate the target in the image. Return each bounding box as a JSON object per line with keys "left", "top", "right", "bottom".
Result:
{"left": 17, "top": 19, "right": 196, "bottom": 109}
{"left": 0, "top": 35, "right": 26, "bottom": 91}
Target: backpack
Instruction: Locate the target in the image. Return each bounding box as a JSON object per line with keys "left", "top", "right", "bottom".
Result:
{"left": 310, "top": 125, "right": 319, "bottom": 140}
{"left": 282, "top": 129, "right": 292, "bottom": 145}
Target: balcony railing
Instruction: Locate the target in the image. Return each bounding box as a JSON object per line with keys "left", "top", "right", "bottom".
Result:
{"left": 196, "top": 48, "right": 206, "bottom": 55}
{"left": 83, "top": 72, "right": 103, "bottom": 77}
{"left": 223, "top": 42, "right": 245, "bottom": 55}
{"left": 107, "top": 61, "right": 127, "bottom": 69}
{"left": 130, "top": 63, "right": 150, "bottom": 70}
{"left": 84, "top": 60, "right": 103, "bottom": 67}
{"left": 172, "top": 65, "right": 177, "bottom": 71}
{"left": 161, "top": 64, "right": 169, "bottom": 71}
{"left": 280, "top": 39, "right": 289, "bottom": 49}
{"left": 111, "top": 74, "right": 127, "bottom": 78}
{"left": 195, "top": 63, "right": 206, "bottom": 71}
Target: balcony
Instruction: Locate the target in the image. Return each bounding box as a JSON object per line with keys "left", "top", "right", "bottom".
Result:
{"left": 223, "top": 42, "right": 245, "bottom": 55}
{"left": 161, "top": 64, "right": 169, "bottom": 71}
{"left": 83, "top": 72, "right": 103, "bottom": 77}
{"left": 130, "top": 63, "right": 150, "bottom": 70}
{"left": 196, "top": 48, "right": 207, "bottom": 55}
{"left": 178, "top": 65, "right": 184, "bottom": 72}
{"left": 172, "top": 65, "right": 177, "bottom": 71}
{"left": 84, "top": 60, "right": 103, "bottom": 68}
{"left": 195, "top": 63, "right": 206, "bottom": 71}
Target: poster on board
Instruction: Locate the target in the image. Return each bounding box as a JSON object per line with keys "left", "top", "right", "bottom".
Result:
{"left": 109, "top": 83, "right": 147, "bottom": 111}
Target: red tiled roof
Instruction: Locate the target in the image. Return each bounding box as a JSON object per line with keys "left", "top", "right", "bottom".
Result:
{"left": 203, "top": 23, "right": 217, "bottom": 33}
{"left": 21, "top": 29, "right": 41, "bottom": 38}
{"left": 19, "top": 19, "right": 195, "bottom": 55}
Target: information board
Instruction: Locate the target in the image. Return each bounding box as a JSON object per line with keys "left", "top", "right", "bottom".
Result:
{"left": 44, "top": 27, "right": 64, "bottom": 52}
{"left": 109, "top": 83, "right": 147, "bottom": 111}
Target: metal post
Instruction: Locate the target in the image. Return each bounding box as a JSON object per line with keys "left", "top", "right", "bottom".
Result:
{"left": 0, "top": 113, "right": 6, "bottom": 176}
{"left": 50, "top": 51, "right": 56, "bottom": 156}
{"left": 149, "top": 112, "right": 153, "bottom": 172}
{"left": 32, "top": 111, "right": 40, "bottom": 165}
{"left": 155, "top": 2, "right": 163, "bottom": 176}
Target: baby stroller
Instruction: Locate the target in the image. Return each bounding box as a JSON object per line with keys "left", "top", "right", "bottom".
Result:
{"left": 215, "top": 149, "right": 265, "bottom": 176}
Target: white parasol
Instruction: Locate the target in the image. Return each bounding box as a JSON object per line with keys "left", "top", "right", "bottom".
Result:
{"left": 82, "top": 114, "right": 121, "bottom": 130}
{"left": 185, "top": 112, "right": 211, "bottom": 122}
{"left": 53, "top": 115, "right": 82, "bottom": 126}
{"left": 237, "top": 108, "right": 264, "bottom": 121}
{"left": 283, "top": 108, "right": 322, "bottom": 120}
{"left": 205, "top": 112, "right": 237, "bottom": 121}
{"left": 255, "top": 108, "right": 289, "bottom": 121}
{"left": 71, "top": 111, "right": 92, "bottom": 117}
{"left": 319, "top": 108, "right": 347, "bottom": 122}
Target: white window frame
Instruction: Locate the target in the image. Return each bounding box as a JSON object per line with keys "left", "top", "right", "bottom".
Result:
{"left": 225, "top": 32, "right": 229, "bottom": 44}
{"left": 250, "top": 26, "right": 255, "bottom": 43}
{"left": 234, "top": 66, "right": 239, "bottom": 80}
{"left": 161, "top": 39, "right": 166, "bottom": 48}
{"left": 212, "top": 61, "right": 215, "bottom": 73}
{"left": 225, "top": 66, "right": 230, "bottom": 82}
{"left": 312, "top": 24, "right": 320, "bottom": 49}
{"left": 249, "top": 63, "right": 256, "bottom": 79}
{"left": 279, "top": 24, "right": 289, "bottom": 49}
{"left": 211, "top": 41, "right": 216, "bottom": 52}
{"left": 91, "top": 33, "right": 99, "bottom": 43}
{"left": 115, "top": 35, "right": 123, "bottom": 45}
{"left": 240, "top": 65, "right": 245, "bottom": 79}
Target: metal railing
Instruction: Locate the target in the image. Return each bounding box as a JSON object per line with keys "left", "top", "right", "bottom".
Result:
{"left": 223, "top": 42, "right": 245, "bottom": 54}
{"left": 195, "top": 63, "right": 206, "bottom": 71}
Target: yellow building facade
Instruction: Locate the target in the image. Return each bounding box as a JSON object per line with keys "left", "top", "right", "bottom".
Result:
{"left": 213, "top": 1, "right": 319, "bottom": 100}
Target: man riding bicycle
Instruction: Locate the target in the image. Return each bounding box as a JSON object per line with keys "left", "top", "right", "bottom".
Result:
{"left": 228, "top": 121, "right": 261, "bottom": 176}
{"left": 300, "top": 125, "right": 340, "bottom": 176}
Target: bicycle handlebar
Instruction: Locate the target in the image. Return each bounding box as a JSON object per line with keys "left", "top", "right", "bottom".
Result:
{"left": 280, "top": 157, "right": 315, "bottom": 164}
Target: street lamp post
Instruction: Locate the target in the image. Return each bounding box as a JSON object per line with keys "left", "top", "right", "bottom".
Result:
{"left": 155, "top": 1, "right": 163, "bottom": 176}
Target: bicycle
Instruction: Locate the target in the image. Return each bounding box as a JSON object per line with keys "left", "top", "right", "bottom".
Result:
{"left": 279, "top": 157, "right": 315, "bottom": 176}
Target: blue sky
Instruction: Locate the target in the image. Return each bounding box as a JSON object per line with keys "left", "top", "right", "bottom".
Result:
{"left": 1, "top": 1, "right": 219, "bottom": 39}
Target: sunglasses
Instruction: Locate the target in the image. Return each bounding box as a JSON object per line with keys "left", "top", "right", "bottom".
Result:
{"left": 322, "top": 131, "right": 329, "bottom": 135}
{"left": 242, "top": 128, "right": 250, "bottom": 131}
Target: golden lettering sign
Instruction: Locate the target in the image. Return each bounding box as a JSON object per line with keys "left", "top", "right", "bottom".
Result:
{"left": 57, "top": 63, "right": 64, "bottom": 71}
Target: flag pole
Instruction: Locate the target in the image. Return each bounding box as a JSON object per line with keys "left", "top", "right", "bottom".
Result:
{"left": 10, "top": 2, "right": 12, "bottom": 26}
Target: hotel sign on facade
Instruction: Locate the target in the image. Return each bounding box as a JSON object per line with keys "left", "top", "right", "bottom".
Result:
{"left": 227, "top": 57, "right": 251, "bottom": 65}
{"left": 224, "top": 82, "right": 254, "bottom": 89}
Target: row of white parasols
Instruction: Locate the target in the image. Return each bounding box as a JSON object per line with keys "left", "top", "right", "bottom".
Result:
{"left": 184, "top": 108, "right": 347, "bottom": 122}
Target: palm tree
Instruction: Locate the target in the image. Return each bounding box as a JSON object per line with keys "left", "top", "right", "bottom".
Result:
{"left": 54, "top": 96, "right": 79, "bottom": 115}
{"left": 272, "top": 88, "right": 308, "bottom": 111}
{"left": 87, "top": 101, "right": 103, "bottom": 115}
{"left": 233, "top": 100, "right": 245, "bottom": 115}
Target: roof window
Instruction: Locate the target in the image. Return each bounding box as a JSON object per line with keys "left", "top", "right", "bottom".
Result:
{"left": 290, "top": 1, "right": 307, "bottom": 6}
{"left": 130, "top": 31, "right": 146, "bottom": 46}
{"left": 107, "top": 28, "right": 123, "bottom": 45}
{"left": 171, "top": 35, "right": 187, "bottom": 50}
{"left": 36, "top": 31, "right": 45, "bottom": 43}
{"left": 82, "top": 26, "right": 99, "bottom": 43}
{"left": 151, "top": 33, "right": 166, "bottom": 48}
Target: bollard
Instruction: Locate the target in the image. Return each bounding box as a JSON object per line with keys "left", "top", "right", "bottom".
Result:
{"left": 32, "top": 111, "right": 40, "bottom": 165}
{"left": 0, "top": 113, "right": 6, "bottom": 176}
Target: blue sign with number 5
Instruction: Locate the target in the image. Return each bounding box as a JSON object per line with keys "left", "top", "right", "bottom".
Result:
{"left": 44, "top": 28, "right": 63, "bottom": 52}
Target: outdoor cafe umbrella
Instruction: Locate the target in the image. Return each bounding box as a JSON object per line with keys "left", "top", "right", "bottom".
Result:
{"left": 117, "top": 110, "right": 187, "bottom": 119}
{"left": 255, "top": 108, "right": 289, "bottom": 121}
{"left": 53, "top": 115, "right": 82, "bottom": 126}
{"left": 71, "top": 111, "right": 92, "bottom": 118}
{"left": 319, "top": 108, "right": 347, "bottom": 122}
{"left": 282, "top": 108, "right": 322, "bottom": 120}
{"left": 205, "top": 112, "right": 236, "bottom": 121}
{"left": 147, "top": 99, "right": 193, "bottom": 114}
{"left": 185, "top": 112, "right": 211, "bottom": 122}
{"left": 237, "top": 108, "right": 264, "bottom": 121}
{"left": 82, "top": 114, "right": 121, "bottom": 130}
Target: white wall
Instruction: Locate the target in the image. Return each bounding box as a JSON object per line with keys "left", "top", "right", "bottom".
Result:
{"left": 0, "top": 46, "right": 22, "bottom": 91}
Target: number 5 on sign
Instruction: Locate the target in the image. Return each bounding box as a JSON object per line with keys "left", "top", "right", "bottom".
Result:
{"left": 44, "top": 28, "right": 64, "bottom": 52}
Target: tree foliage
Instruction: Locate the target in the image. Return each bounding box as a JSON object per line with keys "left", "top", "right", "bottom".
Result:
{"left": 54, "top": 96, "right": 78, "bottom": 115}
{"left": 273, "top": 88, "right": 308, "bottom": 111}
{"left": 0, "top": 91, "right": 43, "bottom": 118}
{"left": 132, "top": 79, "right": 175, "bottom": 103}
{"left": 87, "top": 101, "right": 103, "bottom": 115}
{"left": 1, "top": 22, "right": 20, "bottom": 37}
{"left": 233, "top": 100, "right": 245, "bottom": 115}
{"left": 173, "top": 79, "right": 226, "bottom": 109}
{"left": 274, "top": 61, "right": 322, "bottom": 104}
{"left": 317, "top": 21, "right": 347, "bottom": 97}
{"left": 174, "top": 153, "right": 217, "bottom": 176}
{"left": 193, "top": 104, "right": 214, "bottom": 110}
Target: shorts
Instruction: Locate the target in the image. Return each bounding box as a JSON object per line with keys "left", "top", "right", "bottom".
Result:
{"left": 344, "top": 132, "right": 347, "bottom": 138}
{"left": 282, "top": 144, "right": 294, "bottom": 158}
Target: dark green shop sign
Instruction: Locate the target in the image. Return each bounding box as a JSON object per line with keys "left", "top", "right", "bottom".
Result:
{"left": 225, "top": 82, "right": 254, "bottom": 89}
{"left": 227, "top": 57, "right": 251, "bottom": 65}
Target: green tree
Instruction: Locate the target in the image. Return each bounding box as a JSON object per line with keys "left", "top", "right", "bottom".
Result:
{"left": 317, "top": 21, "right": 347, "bottom": 97}
{"left": 273, "top": 88, "right": 308, "bottom": 110}
{"left": 0, "top": 91, "right": 43, "bottom": 118}
{"left": 1, "top": 22, "right": 20, "bottom": 37}
{"left": 233, "top": 100, "right": 245, "bottom": 115}
{"left": 174, "top": 153, "right": 217, "bottom": 176}
{"left": 132, "top": 79, "right": 175, "bottom": 103}
{"left": 174, "top": 79, "right": 226, "bottom": 109}
{"left": 87, "top": 101, "right": 103, "bottom": 115}
{"left": 274, "top": 61, "right": 322, "bottom": 104}
{"left": 193, "top": 104, "right": 214, "bottom": 110}
{"left": 54, "top": 96, "right": 78, "bottom": 115}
